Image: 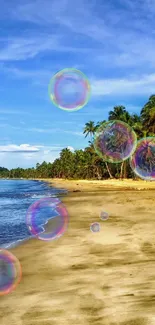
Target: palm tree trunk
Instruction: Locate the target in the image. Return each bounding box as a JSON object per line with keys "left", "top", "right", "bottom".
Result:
{"left": 105, "top": 162, "right": 113, "bottom": 179}
{"left": 143, "top": 130, "right": 147, "bottom": 137}
{"left": 123, "top": 160, "right": 127, "bottom": 179}
{"left": 120, "top": 161, "right": 124, "bottom": 179}
{"left": 95, "top": 166, "right": 101, "bottom": 180}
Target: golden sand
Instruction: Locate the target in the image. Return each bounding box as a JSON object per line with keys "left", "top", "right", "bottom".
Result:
{"left": 0, "top": 179, "right": 155, "bottom": 325}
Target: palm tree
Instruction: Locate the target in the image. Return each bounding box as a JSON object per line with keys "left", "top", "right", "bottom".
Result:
{"left": 60, "top": 148, "right": 75, "bottom": 178}
{"left": 96, "top": 120, "right": 106, "bottom": 129}
{"left": 83, "top": 121, "right": 97, "bottom": 143}
{"left": 130, "top": 114, "right": 145, "bottom": 139}
{"left": 109, "top": 106, "right": 127, "bottom": 121}
{"left": 96, "top": 120, "right": 114, "bottom": 179}
{"left": 83, "top": 121, "right": 114, "bottom": 179}
{"left": 108, "top": 105, "right": 131, "bottom": 179}
{"left": 141, "top": 95, "right": 155, "bottom": 135}
{"left": 149, "top": 107, "right": 155, "bottom": 134}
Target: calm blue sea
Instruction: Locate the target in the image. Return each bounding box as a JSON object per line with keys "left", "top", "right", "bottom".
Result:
{"left": 0, "top": 180, "right": 67, "bottom": 248}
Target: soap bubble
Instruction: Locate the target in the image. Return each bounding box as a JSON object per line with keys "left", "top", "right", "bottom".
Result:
{"left": 0, "top": 249, "right": 22, "bottom": 296}
{"left": 90, "top": 222, "right": 100, "bottom": 233}
{"left": 48, "top": 68, "right": 91, "bottom": 111}
{"left": 130, "top": 137, "right": 155, "bottom": 180}
{"left": 100, "top": 211, "right": 109, "bottom": 221}
{"left": 94, "top": 120, "right": 137, "bottom": 163}
{"left": 26, "top": 197, "right": 69, "bottom": 241}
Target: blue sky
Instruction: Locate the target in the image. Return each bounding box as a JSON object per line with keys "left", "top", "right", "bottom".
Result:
{"left": 0, "top": 0, "right": 155, "bottom": 169}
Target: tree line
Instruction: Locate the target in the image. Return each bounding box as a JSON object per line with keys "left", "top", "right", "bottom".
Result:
{"left": 0, "top": 95, "right": 155, "bottom": 180}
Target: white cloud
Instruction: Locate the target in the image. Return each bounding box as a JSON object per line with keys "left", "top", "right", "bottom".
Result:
{"left": 1, "top": 65, "right": 52, "bottom": 80}
{"left": 43, "top": 150, "right": 51, "bottom": 154}
{"left": 0, "top": 144, "right": 73, "bottom": 154}
{"left": 43, "top": 146, "right": 64, "bottom": 152}
{"left": 0, "top": 144, "right": 41, "bottom": 152}
{"left": 22, "top": 153, "right": 36, "bottom": 160}
{"left": 91, "top": 73, "right": 155, "bottom": 96}
{"left": 27, "top": 127, "right": 83, "bottom": 136}
{"left": 0, "top": 36, "right": 61, "bottom": 61}
{"left": 11, "top": 0, "right": 112, "bottom": 43}
{"left": 0, "top": 151, "right": 60, "bottom": 169}
{"left": 0, "top": 0, "right": 154, "bottom": 73}
{"left": 96, "top": 49, "right": 155, "bottom": 69}
{"left": 0, "top": 143, "right": 77, "bottom": 168}
{"left": 1, "top": 0, "right": 155, "bottom": 91}
{"left": 0, "top": 121, "right": 84, "bottom": 137}
{"left": 67, "top": 146, "right": 74, "bottom": 152}
{"left": 0, "top": 34, "right": 89, "bottom": 62}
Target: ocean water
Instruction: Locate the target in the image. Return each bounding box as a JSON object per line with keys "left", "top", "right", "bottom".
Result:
{"left": 0, "top": 180, "right": 67, "bottom": 248}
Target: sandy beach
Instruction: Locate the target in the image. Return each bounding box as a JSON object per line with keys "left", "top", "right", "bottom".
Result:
{"left": 1, "top": 178, "right": 155, "bottom": 325}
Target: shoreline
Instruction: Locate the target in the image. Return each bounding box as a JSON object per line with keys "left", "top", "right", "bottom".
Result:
{"left": 1, "top": 178, "right": 155, "bottom": 250}
{"left": 1, "top": 177, "right": 155, "bottom": 191}
{"left": 0, "top": 179, "right": 68, "bottom": 250}
{"left": 40, "top": 177, "right": 155, "bottom": 192}
{"left": 1, "top": 178, "right": 155, "bottom": 324}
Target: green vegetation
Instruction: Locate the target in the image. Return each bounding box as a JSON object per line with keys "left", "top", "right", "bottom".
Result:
{"left": 0, "top": 95, "right": 155, "bottom": 180}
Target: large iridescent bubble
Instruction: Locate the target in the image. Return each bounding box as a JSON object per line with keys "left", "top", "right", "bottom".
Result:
{"left": 130, "top": 137, "right": 155, "bottom": 181}
{"left": 26, "top": 197, "right": 69, "bottom": 241}
{"left": 48, "top": 68, "right": 91, "bottom": 111}
{"left": 94, "top": 120, "right": 137, "bottom": 163}
{"left": 0, "top": 249, "right": 22, "bottom": 296}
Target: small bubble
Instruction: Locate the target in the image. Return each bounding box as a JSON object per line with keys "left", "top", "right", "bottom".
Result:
{"left": 100, "top": 211, "right": 109, "bottom": 221}
{"left": 90, "top": 222, "right": 100, "bottom": 233}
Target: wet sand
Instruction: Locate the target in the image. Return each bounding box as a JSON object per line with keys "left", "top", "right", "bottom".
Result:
{"left": 0, "top": 179, "right": 155, "bottom": 325}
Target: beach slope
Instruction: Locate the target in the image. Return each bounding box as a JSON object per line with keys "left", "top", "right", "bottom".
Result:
{"left": 1, "top": 179, "right": 155, "bottom": 325}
